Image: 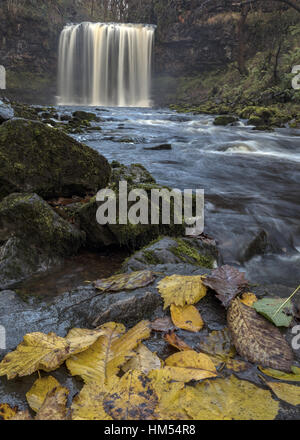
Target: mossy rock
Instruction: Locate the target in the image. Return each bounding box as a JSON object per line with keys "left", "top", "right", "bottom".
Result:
{"left": 213, "top": 115, "right": 237, "bottom": 126}
{"left": 72, "top": 111, "right": 100, "bottom": 122}
{"left": 0, "top": 119, "right": 111, "bottom": 200}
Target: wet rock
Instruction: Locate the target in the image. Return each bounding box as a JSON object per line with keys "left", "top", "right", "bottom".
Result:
{"left": 123, "top": 236, "right": 218, "bottom": 272}
{"left": 213, "top": 115, "right": 237, "bottom": 126}
{"left": 0, "top": 119, "right": 111, "bottom": 200}
{"left": 144, "top": 144, "right": 172, "bottom": 151}
{"left": 0, "top": 193, "right": 85, "bottom": 289}
{"left": 0, "top": 100, "right": 14, "bottom": 123}
{"left": 72, "top": 110, "right": 100, "bottom": 122}
{"left": 243, "top": 230, "right": 272, "bottom": 261}
{"left": 110, "top": 162, "right": 156, "bottom": 186}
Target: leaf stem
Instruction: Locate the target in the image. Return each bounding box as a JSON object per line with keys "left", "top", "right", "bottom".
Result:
{"left": 273, "top": 284, "right": 300, "bottom": 317}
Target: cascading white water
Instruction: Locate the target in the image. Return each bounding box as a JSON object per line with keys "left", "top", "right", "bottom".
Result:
{"left": 57, "top": 22, "right": 155, "bottom": 107}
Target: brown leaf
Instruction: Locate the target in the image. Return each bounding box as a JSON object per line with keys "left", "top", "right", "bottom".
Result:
{"left": 203, "top": 265, "right": 249, "bottom": 308}
{"left": 151, "top": 317, "right": 174, "bottom": 333}
{"left": 164, "top": 331, "right": 193, "bottom": 351}
{"left": 227, "top": 298, "right": 293, "bottom": 371}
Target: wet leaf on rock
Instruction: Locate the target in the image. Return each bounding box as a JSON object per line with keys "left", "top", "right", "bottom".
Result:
{"left": 227, "top": 298, "right": 294, "bottom": 371}
{"left": 164, "top": 350, "right": 217, "bottom": 382}
{"left": 170, "top": 304, "right": 204, "bottom": 332}
{"left": 26, "top": 376, "right": 67, "bottom": 413}
{"left": 94, "top": 270, "right": 156, "bottom": 293}
{"left": 122, "top": 344, "right": 162, "bottom": 374}
{"left": 164, "top": 331, "right": 193, "bottom": 351}
{"left": 266, "top": 381, "right": 300, "bottom": 406}
{"left": 71, "top": 382, "right": 112, "bottom": 420}
{"left": 151, "top": 317, "right": 174, "bottom": 332}
{"left": 35, "top": 387, "right": 69, "bottom": 420}
{"left": 203, "top": 265, "right": 248, "bottom": 308}
{"left": 0, "top": 403, "right": 18, "bottom": 420}
{"left": 157, "top": 275, "right": 207, "bottom": 309}
{"left": 253, "top": 298, "right": 293, "bottom": 327}
{"left": 241, "top": 292, "right": 258, "bottom": 307}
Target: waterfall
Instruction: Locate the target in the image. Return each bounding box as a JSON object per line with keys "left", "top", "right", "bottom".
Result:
{"left": 57, "top": 22, "right": 155, "bottom": 107}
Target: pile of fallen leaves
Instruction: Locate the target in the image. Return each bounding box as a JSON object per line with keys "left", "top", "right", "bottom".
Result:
{"left": 0, "top": 266, "right": 299, "bottom": 420}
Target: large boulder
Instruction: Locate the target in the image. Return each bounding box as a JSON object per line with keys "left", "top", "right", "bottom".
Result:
{"left": 0, "top": 118, "right": 111, "bottom": 200}
{"left": 0, "top": 100, "right": 14, "bottom": 123}
{"left": 0, "top": 193, "right": 85, "bottom": 289}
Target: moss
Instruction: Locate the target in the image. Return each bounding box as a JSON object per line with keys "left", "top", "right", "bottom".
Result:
{"left": 142, "top": 250, "right": 161, "bottom": 265}
{"left": 170, "top": 238, "right": 214, "bottom": 269}
{"left": 213, "top": 115, "right": 237, "bottom": 126}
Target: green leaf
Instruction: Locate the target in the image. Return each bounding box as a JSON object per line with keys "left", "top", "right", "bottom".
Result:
{"left": 253, "top": 298, "right": 293, "bottom": 327}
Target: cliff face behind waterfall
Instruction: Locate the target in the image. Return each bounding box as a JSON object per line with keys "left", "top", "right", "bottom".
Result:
{"left": 0, "top": 0, "right": 299, "bottom": 105}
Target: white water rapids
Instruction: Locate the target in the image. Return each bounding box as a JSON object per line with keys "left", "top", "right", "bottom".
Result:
{"left": 58, "top": 22, "right": 155, "bottom": 107}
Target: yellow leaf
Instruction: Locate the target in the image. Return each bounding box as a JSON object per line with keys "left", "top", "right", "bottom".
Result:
{"left": 103, "top": 370, "right": 158, "bottom": 420}
{"left": 157, "top": 275, "right": 207, "bottom": 309}
{"left": 66, "top": 321, "right": 151, "bottom": 385}
{"left": 71, "top": 382, "right": 112, "bottom": 420}
{"left": 241, "top": 292, "right": 258, "bottom": 307}
{"left": 259, "top": 366, "right": 300, "bottom": 382}
{"left": 0, "top": 332, "right": 70, "bottom": 379}
{"left": 170, "top": 304, "right": 204, "bottom": 332}
{"left": 0, "top": 403, "right": 18, "bottom": 420}
{"left": 122, "top": 344, "right": 162, "bottom": 374}
{"left": 35, "top": 387, "right": 69, "bottom": 420}
{"left": 66, "top": 327, "right": 107, "bottom": 355}
{"left": 26, "top": 376, "right": 66, "bottom": 413}
{"left": 266, "top": 382, "right": 300, "bottom": 406}
{"left": 94, "top": 270, "right": 155, "bottom": 292}
{"left": 184, "top": 376, "right": 279, "bottom": 420}
{"left": 164, "top": 350, "right": 217, "bottom": 382}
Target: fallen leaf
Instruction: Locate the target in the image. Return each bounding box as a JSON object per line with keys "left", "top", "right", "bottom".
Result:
{"left": 164, "top": 331, "right": 193, "bottom": 351}
{"left": 203, "top": 265, "right": 248, "bottom": 308}
{"left": 66, "top": 327, "right": 107, "bottom": 354}
{"left": 0, "top": 403, "right": 18, "bottom": 420}
{"left": 253, "top": 298, "right": 293, "bottom": 327}
{"left": 151, "top": 317, "right": 174, "bottom": 332}
{"left": 259, "top": 366, "right": 300, "bottom": 381}
{"left": 157, "top": 275, "right": 207, "bottom": 309}
{"left": 241, "top": 292, "right": 258, "bottom": 307}
{"left": 170, "top": 304, "right": 204, "bottom": 332}
{"left": 227, "top": 298, "right": 293, "bottom": 371}
{"left": 198, "top": 328, "right": 249, "bottom": 372}
{"left": 66, "top": 321, "right": 151, "bottom": 385}
{"left": 183, "top": 375, "right": 279, "bottom": 420}
{"left": 35, "top": 387, "right": 69, "bottom": 420}
{"left": 10, "top": 411, "right": 33, "bottom": 420}
{"left": 71, "top": 382, "right": 112, "bottom": 420}
{"left": 103, "top": 371, "right": 158, "bottom": 420}
{"left": 122, "top": 344, "right": 162, "bottom": 374}
{"left": 266, "top": 381, "right": 300, "bottom": 406}
{"left": 164, "top": 350, "right": 217, "bottom": 382}
{"left": 0, "top": 333, "right": 70, "bottom": 379}
{"left": 94, "top": 270, "right": 155, "bottom": 292}
{"left": 26, "top": 376, "right": 67, "bottom": 413}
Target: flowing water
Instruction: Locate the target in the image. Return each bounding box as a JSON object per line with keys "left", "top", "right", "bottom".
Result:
{"left": 58, "top": 22, "right": 155, "bottom": 107}
{"left": 54, "top": 105, "right": 300, "bottom": 288}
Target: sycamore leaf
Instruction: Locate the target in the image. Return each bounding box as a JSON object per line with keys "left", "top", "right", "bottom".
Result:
{"left": 183, "top": 375, "right": 279, "bottom": 420}
{"left": 259, "top": 366, "right": 300, "bottom": 381}
{"left": 157, "top": 275, "right": 207, "bottom": 309}
{"left": 122, "top": 344, "right": 162, "bottom": 374}
{"left": 227, "top": 298, "right": 293, "bottom": 371}
{"left": 66, "top": 321, "right": 151, "bottom": 385}
{"left": 170, "top": 304, "right": 204, "bottom": 333}
{"left": 241, "top": 293, "right": 258, "bottom": 307}
{"left": 266, "top": 382, "right": 300, "bottom": 406}
{"left": 35, "top": 387, "right": 69, "bottom": 420}
{"left": 94, "top": 270, "right": 155, "bottom": 292}
{"left": 164, "top": 350, "right": 217, "bottom": 382}
{"left": 26, "top": 376, "right": 67, "bottom": 413}
{"left": 103, "top": 370, "right": 158, "bottom": 420}
{"left": 164, "top": 331, "right": 193, "bottom": 351}
{"left": 0, "top": 333, "right": 70, "bottom": 379}
{"left": 71, "top": 382, "right": 112, "bottom": 420}
{"left": 253, "top": 298, "right": 293, "bottom": 327}
{"left": 0, "top": 403, "right": 18, "bottom": 420}
{"left": 203, "top": 265, "right": 248, "bottom": 308}
{"left": 198, "top": 328, "right": 249, "bottom": 372}
{"left": 151, "top": 317, "right": 174, "bottom": 332}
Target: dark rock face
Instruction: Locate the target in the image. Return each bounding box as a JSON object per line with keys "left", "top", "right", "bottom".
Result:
{"left": 144, "top": 144, "right": 172, "bottom": 151}
{"left": 0, "top": 193, "right": 85, "bottom": 289}
{"left": 0, "top": 100, "right": 14, "bottom": 123}
{"left": 0, "top": 119, "right": 111, "bottom": 200}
